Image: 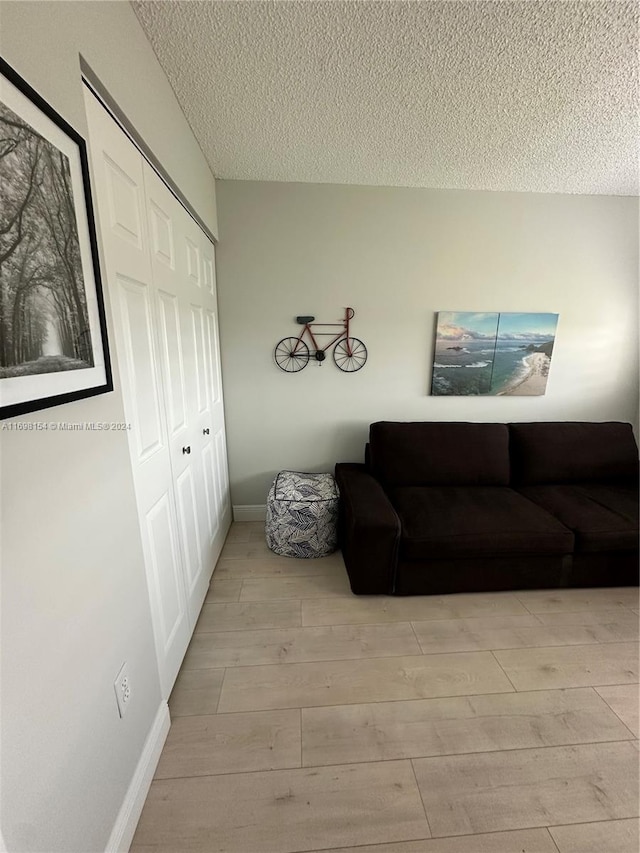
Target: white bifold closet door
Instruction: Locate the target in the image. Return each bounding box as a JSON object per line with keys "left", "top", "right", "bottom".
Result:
{"left": 83, "top": 88, "right": 231, "bottom": 698}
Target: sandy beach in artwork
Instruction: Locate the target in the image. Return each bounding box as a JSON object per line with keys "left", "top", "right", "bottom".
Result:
{"left": 498, "top": 352, "right": 551, "bottom": 396}
{"left": 431, "top": 312, "right": 558, "bottom": 396}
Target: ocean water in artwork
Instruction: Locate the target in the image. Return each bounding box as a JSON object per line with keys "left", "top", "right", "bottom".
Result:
{"left": 431, "top": 312, "right": 558, "bottom": 396}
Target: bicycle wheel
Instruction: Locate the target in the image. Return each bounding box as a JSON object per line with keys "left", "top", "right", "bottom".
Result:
{"left": 274, "top": 337, "right": 310, "bottom": 372}
{"left": 333, "top": 337, "right": 367, "bottom": 372}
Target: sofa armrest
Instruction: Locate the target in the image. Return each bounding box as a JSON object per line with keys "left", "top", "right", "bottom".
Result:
{"left": 335, "top": 463, "right": 401, "bottom": 594}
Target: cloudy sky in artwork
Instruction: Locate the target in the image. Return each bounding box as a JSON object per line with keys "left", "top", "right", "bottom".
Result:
{"left": 496, "top": 313, "right": 559, "bottom": 341}
{"left": 436, "top": 312, "right": 557, "bottom": 342}
{"left": 435, "top": 312, "right": 499, "bottom": 340}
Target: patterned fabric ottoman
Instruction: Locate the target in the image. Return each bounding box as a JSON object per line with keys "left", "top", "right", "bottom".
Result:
{"left": 265, "top": 471, "right": 339, "bottom": 558}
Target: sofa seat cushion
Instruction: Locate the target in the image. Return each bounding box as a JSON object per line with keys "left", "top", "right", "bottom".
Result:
{"left": 518, "top": 484, "right": 639, "bottom": 553}
{"left": 390, "top": 486, "right": 574, "bottom": 561}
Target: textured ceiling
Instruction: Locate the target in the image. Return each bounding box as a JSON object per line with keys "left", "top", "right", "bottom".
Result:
{"left": 132, "top": 0, "right": 639, "bottom": 195}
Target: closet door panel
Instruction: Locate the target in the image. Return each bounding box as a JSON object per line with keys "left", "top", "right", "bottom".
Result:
{"left": 201, "top": 440, "right": 221, "bottom": 545}
{"left": 149, "top": 199, "right": 175, "bottom": 269}
{"left": 85, "top": 86, "right": 232, "bottom": 699}
{"left": 116, "top": 277, "right": 164, "bottom": 458}
{"left": 190, "top": 304, "right": 208, "bottom": 417}
{"left": 174, "top": 467, "right": 204, "bottom": 597}
{"left": 202, "top": 251, "right": 215, "bottom": 297}
{"left": 185, "top": 237, "right": 201, "bottom": 288}
{"left": 204, "top": 308, "right": 224, "bottom": 429}
{"left": 147, "top": 494, "right": 185, "bottom": 650}
{"left": 102, "top": 155, "right": 144, "bottom": 251}
{"left": 142, "top": 163, "right": 212, "bottom": 624}
{"left": 156, "top": 290, "right": 187, "bottom": 438}
{"left": 214, "top": 429, "right": 231, "bottom": 533}
{"left": 201, "top": 238, "right": 231, "bottom": 537}
{"left": 84, "top": 91, "right": 191, "bottom": 699}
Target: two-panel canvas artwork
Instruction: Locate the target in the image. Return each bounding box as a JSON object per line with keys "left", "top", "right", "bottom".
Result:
{"left": 431, "top": 311, "right": 559, "bottom": 396}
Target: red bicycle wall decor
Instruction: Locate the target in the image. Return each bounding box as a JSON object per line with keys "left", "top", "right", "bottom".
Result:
{"left": 274, "top": 307, "right": 367, "bottom": 373}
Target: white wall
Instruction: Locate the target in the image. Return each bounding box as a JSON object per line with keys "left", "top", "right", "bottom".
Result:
{"left": 0, "top": 1, "right": 218, "bottom": 237}
{"left": 0, "top": 3, "right": 217, "bottom": 851}
{"left": 216, "top": 181, "right": 639, "bottom": 507}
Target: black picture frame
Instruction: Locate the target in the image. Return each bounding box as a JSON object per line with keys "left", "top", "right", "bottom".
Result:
{"left": 0, "top": 57, "right": 112, "bottom": 420}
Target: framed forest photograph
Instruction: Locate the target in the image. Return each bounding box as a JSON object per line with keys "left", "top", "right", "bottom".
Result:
{"left": 0, "top": 58, "right": 112, "bottom": 420}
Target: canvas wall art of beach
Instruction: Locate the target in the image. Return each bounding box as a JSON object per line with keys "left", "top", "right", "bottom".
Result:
{"left": 431, "top": 311, "right": 559, "bottom": 396}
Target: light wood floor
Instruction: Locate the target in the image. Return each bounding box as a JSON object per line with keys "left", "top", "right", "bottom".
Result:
{"left": 132, "top": 523, "right": 640, "bottom": 853}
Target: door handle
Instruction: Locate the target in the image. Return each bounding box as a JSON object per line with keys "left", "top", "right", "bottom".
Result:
{"left": 203, "top": 428, "right": 210, "bottom": 435}
{"left": 182, "top": 446, "right": 191, "bottom": 455}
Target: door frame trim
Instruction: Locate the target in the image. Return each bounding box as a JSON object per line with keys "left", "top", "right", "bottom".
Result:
{"left": 81, "top": 60, "right": 217, "bottom": 246}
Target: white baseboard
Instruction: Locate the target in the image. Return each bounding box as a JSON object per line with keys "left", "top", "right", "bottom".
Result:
{"left": 106, "top": 702, "right": 171, "bottom": 853}
{"left": 233, "top": 504, "right": 267, "bottom": 522}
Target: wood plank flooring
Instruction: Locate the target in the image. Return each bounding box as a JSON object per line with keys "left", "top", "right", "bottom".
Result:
{"left": 132, "top": 523, "right": 640, "bottom": 853}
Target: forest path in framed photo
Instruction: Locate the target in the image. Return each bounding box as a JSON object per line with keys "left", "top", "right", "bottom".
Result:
{"left": 0, "top": 57, "right": 111, "bottom": 419}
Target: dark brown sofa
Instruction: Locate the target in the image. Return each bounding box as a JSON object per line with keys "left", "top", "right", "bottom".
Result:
{"left": 335, "top": 421, "right": 639, "bottom": 595}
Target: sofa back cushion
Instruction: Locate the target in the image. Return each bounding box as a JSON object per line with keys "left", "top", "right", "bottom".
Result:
{"left": 510, "top": 422, "right": 639, "bottom": 485}
{"left": 369, "top": 422, "right": 510, "bottom": 487}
